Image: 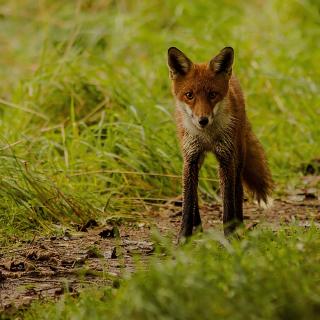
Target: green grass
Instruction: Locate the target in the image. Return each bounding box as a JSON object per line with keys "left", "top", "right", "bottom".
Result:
{"left": 19, "top": 224, "right": 320, "bottom": 320}
{"left": 0, "top": 0, "right": 320, "bottom": 318}
{"left": 1, "top": 0, "right": 319, "bottom": 237}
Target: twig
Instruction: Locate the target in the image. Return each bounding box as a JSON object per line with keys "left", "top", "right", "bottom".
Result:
{"left": 70, "top": 170, "right": 219, "bottom": 182}
{"left": 0, "top": 141, "right": 22, "bottom": 152}
{"left": 22, "top": 277, "right": 103, "bottom": 285}
{"left": 0, "top": 98, "right": 49, "bottom": 120}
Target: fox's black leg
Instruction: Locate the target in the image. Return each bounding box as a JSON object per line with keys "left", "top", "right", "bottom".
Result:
{"left": 219, "top": 160, "right": 237, "bottom": 236}
{"left": 193, "top": 194, "right": 203, "bottom": 233}
{"left": 234, "top": 172, "right": 244, "bottom": 227}
{"left": 179, "top": 159, "right": 200, "bottom": 238}
{"left": 193, "top": 153, "right": 205, "bottom": 233}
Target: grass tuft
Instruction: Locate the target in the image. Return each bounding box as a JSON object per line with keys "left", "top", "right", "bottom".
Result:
{"left": 21, "top": 224, "right": 320, "bottom": 320}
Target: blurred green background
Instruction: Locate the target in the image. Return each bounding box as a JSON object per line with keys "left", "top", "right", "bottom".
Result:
{"left": 0, "top": 0, "right": 319, "bottom": 236}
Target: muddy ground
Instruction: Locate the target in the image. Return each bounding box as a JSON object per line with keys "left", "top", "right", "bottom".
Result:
{"left": 0, "top": 178, "right": 320, "bottom": 314}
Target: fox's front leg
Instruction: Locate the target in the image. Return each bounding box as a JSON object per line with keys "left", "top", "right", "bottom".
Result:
{"left": 219, "top": 159, "right": 237, "bottom": 236}
{"left": 234, "top": 171, "right": 244, "bottom": 227}
{"left": 193, "top": 194, "right": 202, "bottom": 233}
{"left": 179, "top": 152, "right": 202, "bottom": 239}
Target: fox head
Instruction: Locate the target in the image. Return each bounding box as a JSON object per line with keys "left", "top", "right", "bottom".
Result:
{"left": 167, "top": 47, "right": 234, "bottom": 130}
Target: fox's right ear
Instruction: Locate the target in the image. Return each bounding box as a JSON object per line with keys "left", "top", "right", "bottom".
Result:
{"left": 209, "top": 47, "right": 234, "bottom": 80}
{"left": 167, "top": 47, "right": 193, "bottom": 80}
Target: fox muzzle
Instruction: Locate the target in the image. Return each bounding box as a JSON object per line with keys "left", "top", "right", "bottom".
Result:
{"left": 198, "top": 117, "right": 209, "bottom": 127}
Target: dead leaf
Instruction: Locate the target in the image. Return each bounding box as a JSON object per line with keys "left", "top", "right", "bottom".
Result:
{"left": 35, "top": 249, "right": 52, "bottom": 260}
{"left": 245, "top": 222, "right": 259, "bottom": 231}
{"left": 305, "top": 187, "right": 318, "bottom": 199}
{"left": 3, "top": 260, "right": 13, "bottom": 271}
{"left": 22, "top": 249, "right": 37, "bottom": 259}
{"left": 301, "top": 175, "right": 317, "bottom": 185}
{"left": 122, "top": 240, "right": 137, "bottom": 246}
{"left": 290, "top": 188, "right": 305, "bottom": 195}
{"left": 309, "top": 176, "right": 320, "bottom": 187}
{"left": 287, "top": 195, "right": 305, "bottom": 202}
{"left": 39, "top": 270, "right": 55, "bottom": 276}
{"left": 24, "top": 262, "right": 35, "bottom": 271}
{"left": 48, "top": 257, "right": 59, "bottom": 265}
{"left": 126, "top": 246, "right": 139, "bottom": 252}
{"left": 74, "top": 257, "right": 87, "bottom": 267}
{"left": 22, "top": 248, "right": 52, "bottom": 260}
{"left": 238, "top": 222, "right": 259, "bottom": 237}
{"left": 60, "top": 258, "right": 75, "bottom": 266}
{"left": 138, "top": 241, "right": 153, "bottom": 246}
{"left": 56, "top": 243, "right": 69, "bottom": 247}
{"left": 3, "top": 260, "right": 24, "bottom": 271}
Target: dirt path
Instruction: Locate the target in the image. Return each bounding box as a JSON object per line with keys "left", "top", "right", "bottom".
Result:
{"left": 0, "top": 196, "right": 320, "bottom": 314}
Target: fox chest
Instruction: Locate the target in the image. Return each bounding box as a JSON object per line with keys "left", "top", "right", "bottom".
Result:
{"left": 182, "top": 122, "right": 234, "bottom": 162}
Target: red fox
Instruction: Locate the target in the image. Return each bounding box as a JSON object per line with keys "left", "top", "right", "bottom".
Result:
{"left": 167, "top": 47, "right": 274, "bottom": 238}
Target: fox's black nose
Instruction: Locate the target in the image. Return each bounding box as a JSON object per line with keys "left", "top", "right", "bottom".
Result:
{"left": 199, "top": 117, "right": 209, "bottom": 126}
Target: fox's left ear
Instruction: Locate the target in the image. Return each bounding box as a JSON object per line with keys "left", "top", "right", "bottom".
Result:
{"left": 209, "top": 47, "right": 234, "bottom": 80}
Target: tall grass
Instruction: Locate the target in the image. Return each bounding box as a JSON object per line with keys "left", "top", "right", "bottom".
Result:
{"left": 0, "top": 0, "right": 319, "bottom": 235}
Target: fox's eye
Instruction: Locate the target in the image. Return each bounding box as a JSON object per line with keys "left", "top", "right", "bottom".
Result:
{"left": 209, "top": 91, "right": 217, "bottom": 99}
{"left": 185, "top": 92, "right": 194, "bottom": 100}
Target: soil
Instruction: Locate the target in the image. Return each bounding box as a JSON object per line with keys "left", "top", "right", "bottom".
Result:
{"left": 0, "top": 179, "right": 320, "bottom": 315}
